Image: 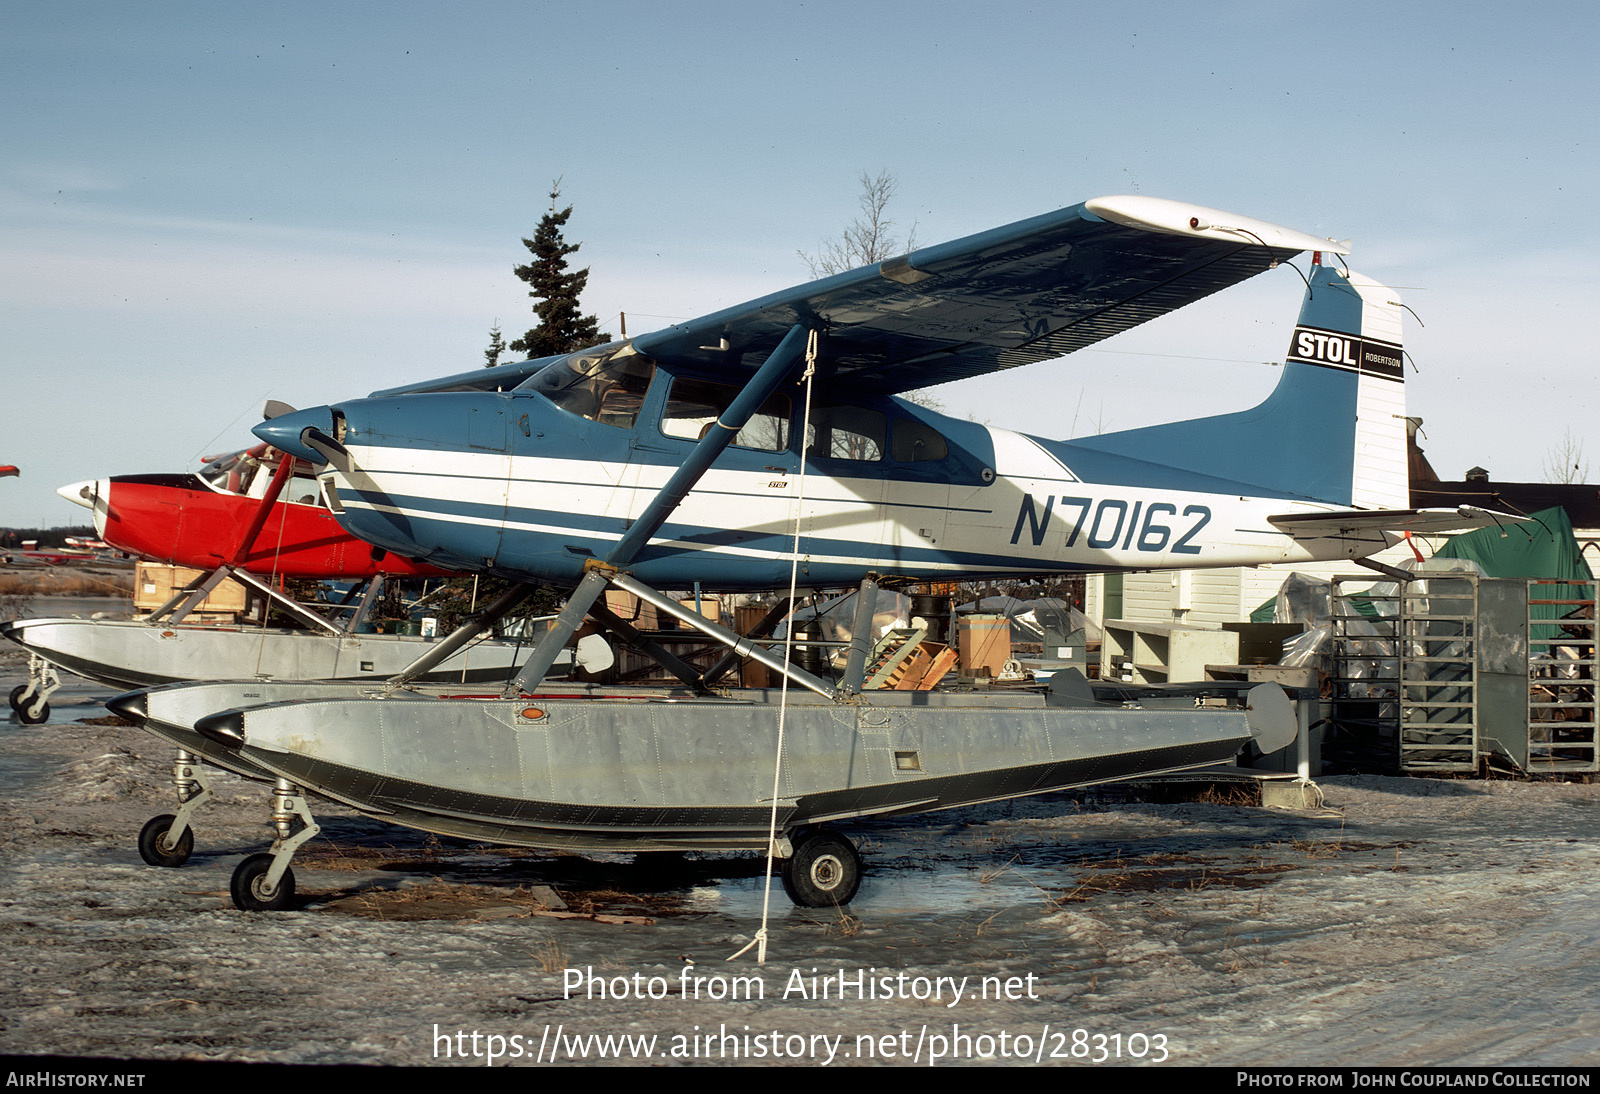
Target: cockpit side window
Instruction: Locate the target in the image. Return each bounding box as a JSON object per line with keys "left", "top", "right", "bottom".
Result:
{"left": 515, "top": 341, "right": 655, "bottom": 428}
{"left": 199, "top": 448, "right": 326, "bottom": 508}
{"left": 660, "top": 377, "right": 791, "bottom": 451}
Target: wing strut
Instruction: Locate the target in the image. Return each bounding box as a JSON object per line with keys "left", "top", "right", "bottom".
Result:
{"left": 501, "top": 325, "right": 817, "bottom": 697}
{"left": 611, "top": 323, "right": 812, "bottom": 565}
{"left": 230, "top": 450, "right": 299, "bottom": 565}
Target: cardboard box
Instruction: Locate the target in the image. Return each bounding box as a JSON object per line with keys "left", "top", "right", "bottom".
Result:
{"left": 958, "top": 614, "right": 1011, "bottom": 677}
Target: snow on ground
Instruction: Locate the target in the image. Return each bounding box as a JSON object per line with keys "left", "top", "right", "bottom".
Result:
{"left": 1, "top": 653, "right": 1597, "bottom": 1068}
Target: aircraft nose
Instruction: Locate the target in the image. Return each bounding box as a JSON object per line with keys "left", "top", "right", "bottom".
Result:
{"left": 56, "top": 478, "right": 106, "bottom": 511}
{"left": 253, "top": 406, "right": 340, "bottom": 466}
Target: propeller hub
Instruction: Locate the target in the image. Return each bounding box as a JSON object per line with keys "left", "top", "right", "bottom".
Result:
{"left": 253, "top": 407, "right": 339, "bottom": 466}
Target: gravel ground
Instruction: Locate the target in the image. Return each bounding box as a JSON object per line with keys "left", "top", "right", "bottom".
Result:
{"left": 2, "top": 652, "right": 1598, "bottom": 1069}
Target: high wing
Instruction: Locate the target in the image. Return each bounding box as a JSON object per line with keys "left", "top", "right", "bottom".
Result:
{"left": 362, "top": 195, "right": 1343, "bottom": 400}
{"left": 627, "top": 195, "right": 1349, "bottom": 394}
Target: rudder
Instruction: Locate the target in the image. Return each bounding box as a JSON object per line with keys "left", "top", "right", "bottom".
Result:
{"left": 1069, "top": 256, "right": 1408, "bottom": 508}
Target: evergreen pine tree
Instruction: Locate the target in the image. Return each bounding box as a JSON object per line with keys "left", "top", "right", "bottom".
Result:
{"left": 483, "top": 321, "right": 508, "bottom": 368}
{"left": 509, "top": 182, "right": 611, "bottom": 358}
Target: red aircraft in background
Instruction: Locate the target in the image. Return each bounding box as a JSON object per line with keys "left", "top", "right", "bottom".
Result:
{"left": 9, "top": 433, "right": 562, "bottom": 730}
{"left": 58, "top": 444, "right": 444, "bottom": 580}
{"left": 11, "top": 439, "right": 569, "bottom": 867}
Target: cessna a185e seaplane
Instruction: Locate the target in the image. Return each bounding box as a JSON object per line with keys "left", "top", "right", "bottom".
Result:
{"left": 113, "top": 195, "right": 1508, "bottom": 910}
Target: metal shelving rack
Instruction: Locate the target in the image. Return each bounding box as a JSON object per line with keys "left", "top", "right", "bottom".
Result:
{"left": 1397, "top": 575, "right": 1481, "bottom": 774}
{"left": 1527, "top": 578, "right": 1598, "bottom": 774}
{"left": 1324, "top": 576, "right": 1402, "bottom": 773}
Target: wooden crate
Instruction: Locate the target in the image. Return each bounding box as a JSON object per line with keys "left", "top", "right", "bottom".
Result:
{"left": 133, "top": 562, "right": 248, "bottom": 616}
{"left": 678, "top": 595, "right": 722, "bottom": 625}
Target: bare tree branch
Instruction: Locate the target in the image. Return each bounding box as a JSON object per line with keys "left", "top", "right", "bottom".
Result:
{"left": 799, "top": 170, "right": 943, "bottom": 410}
{"left": 1543, "top": 427, "right": 1591, "bottom": 484}
{"left": 798, "top": 170, "right": 919, "bottom": 278}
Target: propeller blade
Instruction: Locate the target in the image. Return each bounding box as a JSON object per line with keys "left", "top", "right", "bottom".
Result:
{"left": 301, "top": 427, "right": 352, "bottom": 474}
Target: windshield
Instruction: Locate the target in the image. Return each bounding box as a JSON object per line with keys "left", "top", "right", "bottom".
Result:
{"left": 515, "top": 340, "right": 655, "bottom": 428}
{"left": 197, "top": 446, "right": 321, "bottom": 505}
{"left": 197, "top": 448, "right": 263, "bottom": 496}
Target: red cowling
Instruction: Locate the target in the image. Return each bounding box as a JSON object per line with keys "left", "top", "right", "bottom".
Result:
{"left": 99, "top": 477, "right": 446, "bottom": 579}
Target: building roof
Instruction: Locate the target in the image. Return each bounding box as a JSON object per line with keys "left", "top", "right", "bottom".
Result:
{"left": 1411, "top": 479, "right": 1600, "bottom": 530}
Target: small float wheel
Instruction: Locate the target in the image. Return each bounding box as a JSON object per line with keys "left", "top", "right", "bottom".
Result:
{"left": 781, "top": 831, "right": 862, "bottom": 907}
{"left": 231, "top": 853, "right": 295, "bottom": 911}
{"left": 9, "top": 684, "right": 32, "bottom": 712}
{"left": 138, "top": 814, "right": 193, "bottom": 868}
{"left": 17, "top": 698, "right": 49, "bottom": 725}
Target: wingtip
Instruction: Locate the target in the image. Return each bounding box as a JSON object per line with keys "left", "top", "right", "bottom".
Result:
{"left": 1085, "top": 195, "right": 1349, "bottom": 256}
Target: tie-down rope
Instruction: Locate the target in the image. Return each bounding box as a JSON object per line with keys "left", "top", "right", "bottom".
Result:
{"left": 729, "top": 328, "right": 819, "bottom": 965}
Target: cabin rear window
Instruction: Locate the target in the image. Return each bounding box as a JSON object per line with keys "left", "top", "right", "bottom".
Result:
{"left": 892, "top": 419, "right": 949, "bottom": 463}
{"left": 807, "top": 405, "right": 885, "bottom": 462}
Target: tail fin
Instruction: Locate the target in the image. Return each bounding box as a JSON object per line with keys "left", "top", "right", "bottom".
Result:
{"left": 1072, "top": 257, "right": 1409, "bottom": 508}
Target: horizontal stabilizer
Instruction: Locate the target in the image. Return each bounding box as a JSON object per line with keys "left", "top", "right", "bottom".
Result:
{"left": 1269, "top": 506, "right": 1532, "bottom": 544}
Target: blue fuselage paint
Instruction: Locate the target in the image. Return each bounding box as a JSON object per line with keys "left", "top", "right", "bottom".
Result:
{"left": 293, "top": 373, "right": 1007, "bottom": 587}
{"left": 259, "top": 351, "right": 1363, "bottom": 589}
{"left": 251, "top": 263, "right": 1396, "bottom": 590}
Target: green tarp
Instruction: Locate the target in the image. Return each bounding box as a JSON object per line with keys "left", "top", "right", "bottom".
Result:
{"left": 1434, "top": 507, "right": 1594, "bottom": 638}
{"left": 1247, "top": 507, "right": 1594, "bottom": 626}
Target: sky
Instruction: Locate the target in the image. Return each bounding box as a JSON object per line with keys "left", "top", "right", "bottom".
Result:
{"left": 2, "top": 0, "right": 1596, "bottom": 527}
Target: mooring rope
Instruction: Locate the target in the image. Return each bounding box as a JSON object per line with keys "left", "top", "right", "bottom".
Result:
{"left": 729, "top": 328, "right": 818, "bottom": 966}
